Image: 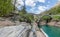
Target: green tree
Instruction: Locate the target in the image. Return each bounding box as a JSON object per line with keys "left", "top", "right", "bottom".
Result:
{"left": 41, "top": 15, "right": 51, "bottom": 20}
{"left": 41, "top": 15, "right": 52, "bottom": 23}
{"left": 53, "top": 16, "right": 60, "bottom": 21}
{"left": 0, "top": 0, "right": 14, "bottom": 16}
{"left": 19, "top": 6, "right": 34, "bottom": 23}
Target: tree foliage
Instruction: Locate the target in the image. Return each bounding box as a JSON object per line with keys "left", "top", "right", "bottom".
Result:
{"left": 40, "top": 5, "right": 60, "bottom": 21}
{"left": 0, "top": 0, "right": 35, "bottom": 24}
{"left": 41, "top": 5, "right": 60, "bottom": 15}
{"left": 19, "top": 7, "right": 34, "bottom": 23}
{"left": 41, "top": 15, "right": 52, "bottom": 20}
{"left": 0, "top": 0, "right": 14, "bottom": 16}
{"left": 49, "top": 5, "right": 60, "bottom": 15}
{"left": 45, "top": 5, "right": 60, "bottom": 15}
{"left": 53, "top": 16, "right": 60, "bottom": 21}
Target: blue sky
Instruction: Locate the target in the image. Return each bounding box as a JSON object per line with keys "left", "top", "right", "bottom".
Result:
{"left": 15, "top": 0, "right": 59, "bottom": 14}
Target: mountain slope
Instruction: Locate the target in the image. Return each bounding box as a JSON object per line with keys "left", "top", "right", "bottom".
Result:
{"left": 40, "top": 2, "right": 60, "bottom": 15}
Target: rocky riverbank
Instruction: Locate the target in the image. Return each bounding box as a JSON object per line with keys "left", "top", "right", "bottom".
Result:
{"left": 0, "top": 17, "right": 46, "bottom": 37}
{"left": 0, "top": 17, "right": 60, "bottom": 37}
{"left": 0, "top": 22, "right": 46, "bottom": 37}
{"left": 40, "top": 21, "right": 60, "bottom": 27}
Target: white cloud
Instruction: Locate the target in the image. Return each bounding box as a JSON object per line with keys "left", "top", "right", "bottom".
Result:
{"left": 25, "top": 0, "right": 36, "bottom": 7}
{"left": 29, "top": 8, "right": 35, "bottom": 12}
{"left": 34, "top": 6, "right": 47, "bottom": 14}
{"left": 15, "top": 0, "right": 36, "bottom": 7}
{"left": 34, "top": 11, "right": 42, "bottom": 14}
{"left": 38, "top": 6, "right": 47, "bottom": 11}
{"left": 12, "top": 0, "right": 24, "bottom": 7}
{"left": 36, "top": 0, "right": 45, "bottom": 3}
{"left": 15, "top": 0, "right": 46, "bottom": 8}
{"left": 13, "top": 0, "right": 48, "bottom": 14}
{"left": 46, "top": 4, "right": 50, "bottom": 7}
{"left": 58, "top": 0, "right": 60, "bottom": 1}
{"left": 17, "top": 0, "right": 24, "bottom": 6}
{"left": 48, "top": 1, "right": 51, "bottom": 4}
{"left": 29, "top": 6, "right": 47, "bottom": 14}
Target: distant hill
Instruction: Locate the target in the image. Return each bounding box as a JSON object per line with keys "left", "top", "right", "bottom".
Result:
{"left": 40, "top": 2, "right": 60, "bottom": 16}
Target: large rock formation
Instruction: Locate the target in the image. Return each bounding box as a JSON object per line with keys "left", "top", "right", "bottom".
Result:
{"left": 0, "top": 24, "right": 31, "bottom": 37}
{"left": 0, "top": 22, "right": 46, "bottom": 37}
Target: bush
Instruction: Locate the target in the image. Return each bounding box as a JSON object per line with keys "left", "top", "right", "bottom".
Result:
{"left": 41, "top": 15, "right": 52, "bottom": 20}
{"left": 53, "top": 16, "right": 60, "bottom": 21}
{"left": 0, "top": 0, "right": 14, "bottom": 16}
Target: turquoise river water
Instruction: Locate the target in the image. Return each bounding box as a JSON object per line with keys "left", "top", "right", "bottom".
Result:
{"left": 42, "top": 25, "right": 60, "bottom": 37}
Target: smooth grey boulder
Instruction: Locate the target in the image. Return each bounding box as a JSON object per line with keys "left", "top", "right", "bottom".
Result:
{"left": 0, "top": 24, "right": 31, "bottom": 37}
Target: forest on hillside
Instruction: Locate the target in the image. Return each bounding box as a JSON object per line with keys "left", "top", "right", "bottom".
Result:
{"left": 40, "top": 4, "right": 60, "bottom": 21}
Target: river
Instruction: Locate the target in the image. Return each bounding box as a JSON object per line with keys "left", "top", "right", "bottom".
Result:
{"left": 42, "top": 25, "right": 60, "bottom": 37}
